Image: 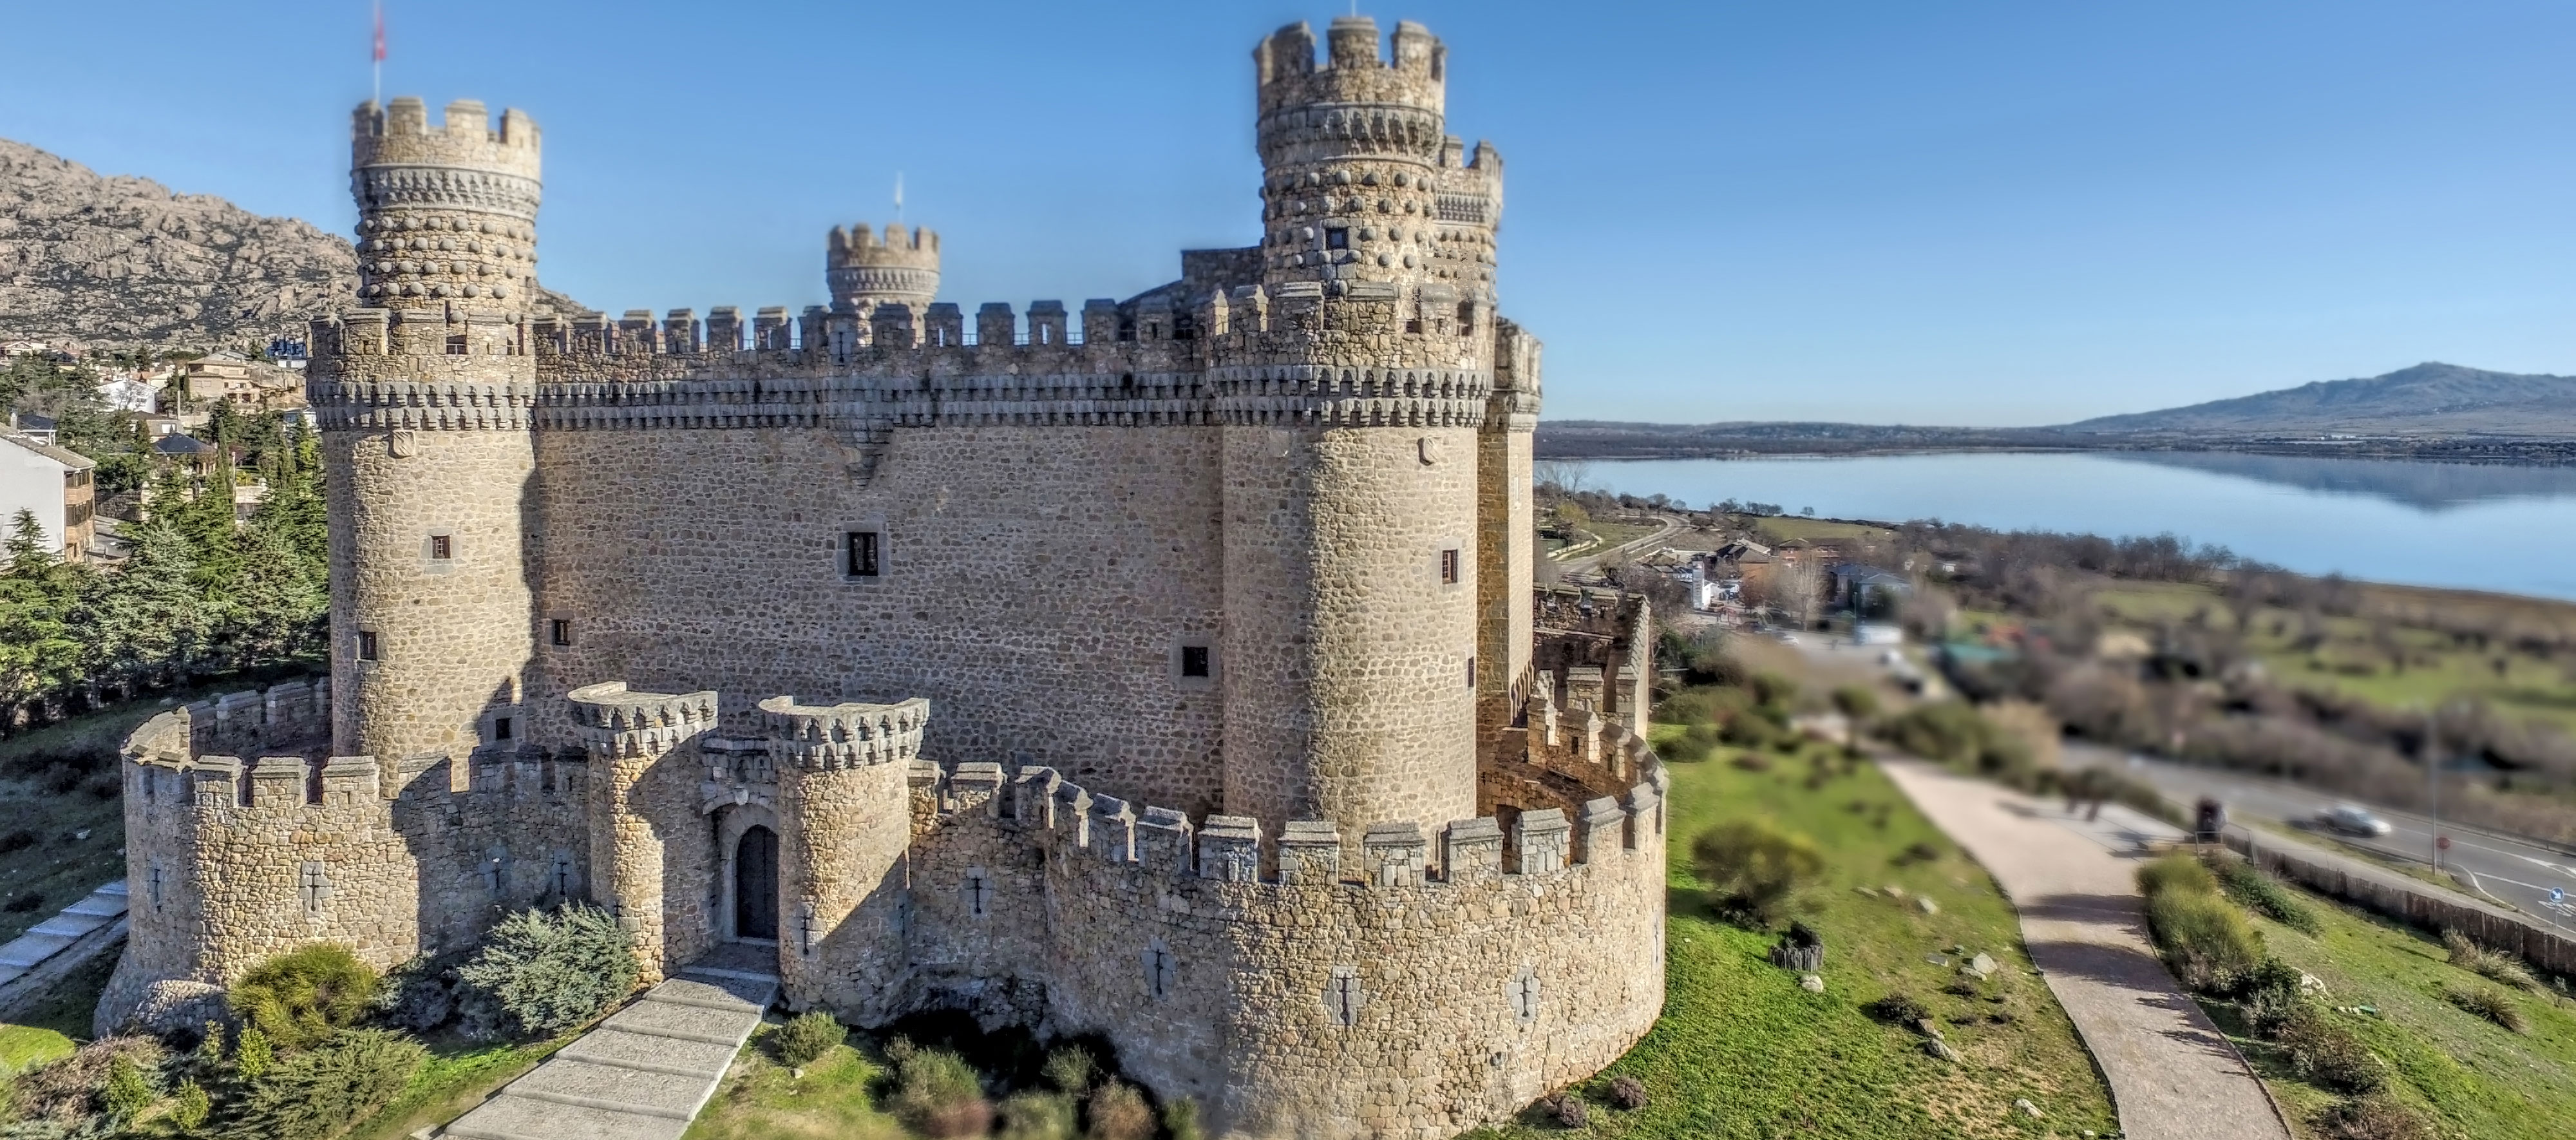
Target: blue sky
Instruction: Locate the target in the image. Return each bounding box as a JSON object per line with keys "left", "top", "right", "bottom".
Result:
{"left": 5, "top": 1, "right": 2571, "bottom": 424}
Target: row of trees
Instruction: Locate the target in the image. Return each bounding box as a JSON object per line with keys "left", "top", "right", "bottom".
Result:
{"left": 0, "top": 432, "right": 326, "bottom": 729}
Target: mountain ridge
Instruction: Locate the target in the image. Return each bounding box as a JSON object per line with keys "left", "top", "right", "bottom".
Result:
{"left": 0, "top": 136, "right": 582, "bottom": 350}
{"left": 2059, "top": 362, "right": 2576, "bottom": 437}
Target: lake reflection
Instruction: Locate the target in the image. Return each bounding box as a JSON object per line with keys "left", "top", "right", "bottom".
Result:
{"left": 1586, "top": 451, "right": 2576, "bottom": 601}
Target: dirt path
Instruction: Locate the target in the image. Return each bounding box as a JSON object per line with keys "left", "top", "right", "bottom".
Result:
{"left": 1879, "top": 759, "right": 2290, "bottom": 1140}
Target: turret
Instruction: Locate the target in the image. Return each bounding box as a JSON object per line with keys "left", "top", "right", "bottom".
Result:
{"left": 826, "top": 223, "right": 941, "bottom": 335}
{"left": 313, "top": 97, "right": 542, "bottom": 772}
{"left": 1218, "top": 18, "right": 1497, "bottom": 845}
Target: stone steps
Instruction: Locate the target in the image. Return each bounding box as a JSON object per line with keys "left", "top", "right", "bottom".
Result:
{"left": 435, "top": 964, "right": 776, "bottom": 1140}
{"left": 0, "top": 879, "right": 129, "bottom": 987}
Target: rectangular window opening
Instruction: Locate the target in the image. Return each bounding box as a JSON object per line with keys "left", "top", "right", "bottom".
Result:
{"left": 1325, "top": 227, "right": 1349, "bottom": 251}
{"left": 1439, "top": 548, "right": 1461, "bottom": 584}
{"left": 444, "top": 334, "right": 468, "bottom": 356}
{"left": 493, "top": 717, "right": 513, "bottom": 741}
{"left": 429, "top": 534, "right": 452, "bottom": 560}
{"left": 1466, "top": 656, "right": 1478, "bottom": 689}
{"left": 845, "top": 531, "right": 880, "bottom": 578}
{"left": 357, "top": 631, "right": 379, "bottom": 661}
{"left": 1180, "top": 645, "right": 1211, "bottom": 679}
{"left": 549, "top": 618, "right": 572, "bottom": 647}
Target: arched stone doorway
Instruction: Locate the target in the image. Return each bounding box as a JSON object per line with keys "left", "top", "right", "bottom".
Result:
{"left": 734, "top": 825, "right": 779, "bottom": 942}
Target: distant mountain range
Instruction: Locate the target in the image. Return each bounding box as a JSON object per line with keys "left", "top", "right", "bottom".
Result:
{"left": 0, "top": 137, "right": 582, "bottom": 351}
{"left": 2063, "top": 363, "right": 2576, "bottom": 437}
{"left": 1539, "top": 364, "right": 2576, "bottom": 462}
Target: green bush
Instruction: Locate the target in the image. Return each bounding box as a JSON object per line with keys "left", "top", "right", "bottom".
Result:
{"left": 1162, "top": 1096, "right": 1206, "bottom": 1140}
{"left": 170, "top": 1077, "right": 211, "bottom": 1132}
{"left": 228, "top": 944, "right": 379, "bottom": 1050}
{"left": 6, "top": 1036, "right": 166, "bottom": 1126}
{"left": 2145, "top": 888, "right": 2264, "bottom": 994}
{"left": 2443, "top": 983, "right": 2527, "bottom": 1033}
{"left": 2239, "top": 957, "right": 2309, "bottom": 1038}
{"left": 1879, "top": 702, "right": 1993, "bottom": 765}
{"left": 772, "top": 1011, "right": 846, "bottom": 1068}
{"left": 234, "top": 1026, "right": 274, "bottom": 1081}
{"left": 102, "top": 1054, "right": 155, "bottom": 1124}
{"left": 455, "top": 903, "right": 637, "bottom": 1038}
{"left": 996, "top": 1089, "right": 1079, "bottom": 1140}
{"left": 1041, "top": 1045, "right": 1097, "bottom": 1094}
{"left": 1862, "top": 993, "right": 1929, "bottom": 1025}
{"left": 2212, "top": 858, "right": 2319, "bottom": 935}
{"left": 2275, "top": 1007, "right": 2385, "bottom": 1094}
{"left": 1086, "top": 1081, "right": 1156, "bottom": 1140}
{"left": 224, "top": 1029, "right": 425, "bottom": 1140}
{"left": 1689, "top": 819, "right": 1826, "bottom": 927}
{"left": 2135, "top": 853, "right": 2219, "bottom": 900}
{"left": 886, "top": 1038, "right": 992, "bottom": 1138}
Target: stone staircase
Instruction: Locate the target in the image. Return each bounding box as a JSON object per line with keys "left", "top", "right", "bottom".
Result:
{"left": 436, "top": 962, "right": 777, "bottom": 1140}
{"left": 0, "top": 880, "right": 128, "bottom": 1012}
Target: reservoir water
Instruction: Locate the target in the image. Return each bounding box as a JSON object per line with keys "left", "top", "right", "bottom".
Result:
{"left": 1585, "top": 451, "right": 2576, "bottom": 602}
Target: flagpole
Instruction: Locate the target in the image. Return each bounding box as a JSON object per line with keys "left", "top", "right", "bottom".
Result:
{"left": 372, "top": 1, "right": 385, "bottom": 107}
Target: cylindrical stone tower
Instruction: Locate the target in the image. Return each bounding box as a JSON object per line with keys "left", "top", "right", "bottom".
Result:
{"left": 1219, "top": 18, "right": 1501, "bottom": 841}
{"left": 316, "top": 97, "right": 542, "bottom": 766}
{"left": 762, "top": 696, "right": 926, "bottom": 1018}
{"left": 826, "top": 223, "right": 940, "bottom": 319}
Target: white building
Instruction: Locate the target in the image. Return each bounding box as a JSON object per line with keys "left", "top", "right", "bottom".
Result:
{"left": 97, "top": 375, "right": 160, "bottom": 413}
{"left": 0, "top": 432, "right": 96, "bottom": 560}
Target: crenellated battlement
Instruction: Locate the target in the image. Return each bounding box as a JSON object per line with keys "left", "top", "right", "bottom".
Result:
{"left": 827, "top": 222, "right": 941, "bottom": 316}
{"left": 1255, "top": 18, "right": 1447, "bottom": 124}
{"left": 567, "top": 682, "right": 718, "bottom": 757}
{"left": 759, "top": 696, "right": 929, "bottom": 770}
{"left": 354, "top": 97, "right": 540, "bottom": 177}
{"left": 918, "top": 752, "right": 1666, "bottom": 894}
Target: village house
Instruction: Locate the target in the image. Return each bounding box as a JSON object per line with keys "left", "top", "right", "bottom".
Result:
{"left": 0, "top": 430, "right": 96, "bottom": 560}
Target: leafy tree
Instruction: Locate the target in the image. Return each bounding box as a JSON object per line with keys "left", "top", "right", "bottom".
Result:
{"left": 73, "top": 519, "right": 211, "bottom": 689}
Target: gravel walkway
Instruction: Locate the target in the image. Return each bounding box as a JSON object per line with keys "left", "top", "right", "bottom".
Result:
{"left": 1879, "top": 759, "right": 2289, "bottom": 1140}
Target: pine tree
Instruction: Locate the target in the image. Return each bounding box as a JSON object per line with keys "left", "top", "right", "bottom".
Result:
{"left": 0, "top": 511, "right": 80, "bottom": 723}
{"left": 75, "top": 520, "right": 210, "bottom": 689}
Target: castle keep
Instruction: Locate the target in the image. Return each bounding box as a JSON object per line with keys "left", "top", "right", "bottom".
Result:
{"left": 103, "top": 18, "right": 1666, "bottom": 1137}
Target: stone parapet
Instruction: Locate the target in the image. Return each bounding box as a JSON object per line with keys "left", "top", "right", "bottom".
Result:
{"left": 567, "top": 682, "right": 719, "bottom": 757}
{"left": 757, "top": 696, "right": 928, "bottom": 770}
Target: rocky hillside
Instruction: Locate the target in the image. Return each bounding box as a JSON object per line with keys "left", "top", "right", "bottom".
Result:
{"left": 1, "top": 137, "right": 582, "bottom": 351}
{"left": 2063, "top": 362, "right": 2576, "bottom": 437}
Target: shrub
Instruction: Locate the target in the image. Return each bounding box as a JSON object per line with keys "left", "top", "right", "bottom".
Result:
{"left": 375, "top": 951, "right": 463, "bottom": 1032}
{"left": 1042, "top": 1044, "right": 1097, "bottom": 1094}
{"left": 1879, "top": 702, "right": 1993, "bottom": 765}
{"left": 455, "top": 903, "right": 636, "bottom": 1038}
{"left": 234, "top": 1026, "right": 273, "bottom": 1081}
{"left": 2, "top": 891, "right": 43, "bottom": 913}
{"left": 1689, "top": 819, "right": 1826, "bottom": 927}
{"left": 2275, "top": 1007, "right": 2384, "bottom": 1094}
{"left": 228, "top": 944, "right": 379, "bottom": 1051}
{"left": 170, "top": 1078, "right": 211, "bottom": 1132}
{"left": 7, "top": 1036, "right": 166, "bottom": 1125}
{"left": 1606, "top": 1074, "right": 1648, "bottom": 1110}
{"left": 1162, "top": 1096, "right": 1206, "bottom": 1140}
{"left": 1863, "top": 993, "right": 1929, "bottom": 1025}
{"left": 1728, "top": 752, "right": 1772, "bottom": 772}
{"left": 772, "top": 1011, "right": 845, "bottom": 1068}
{"left": 101, "top": 1054, "right": 156, "bottom": 1124}
{"left": 0, "top": 829, "right": 35, "bottom": 854}
{"left": 2442, "top": 929, "right": 2539, "bottom": 992}
{"left": 2146, "top": 888, "right": 2264, "bottom": 994}
{"left": 2212, "top": 858, "right": 2319, "bottom": 935}
{"left": 996, "top": 1089, "right": 1079, "bottom": 1140}
{"left": 2315, "top": 1095, "right": 2433, "bottom": 1140}
{"left": 1547, "top": 1091, "right": 1589, "bottom": 1128}
{"left": 2136, "top": 853, "right": 2219, "bottom": 900}
{"left": 1086, "top": 1081, "right": 1155, "bottom": 1140}
{"left": 225, "top": 1029, "right": 425, "bottom": 1140}
{"left": 2239, "top": 957, "right": 2309, "bottom": 1038}
{"left": 887, "top": 1040, "right": 991, "bottom": 1139}
{"left": 2443, "top": 983, "right": 2527, "bottom": 1033}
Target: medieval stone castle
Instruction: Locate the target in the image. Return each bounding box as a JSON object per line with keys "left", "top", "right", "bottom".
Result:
{"left": 102, "top": 17, "right": 1666, "bottom": 1137}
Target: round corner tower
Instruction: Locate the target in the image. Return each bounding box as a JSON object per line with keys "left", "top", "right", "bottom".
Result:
{"left": 314, "top": 96, "right": 543, "bottom": 771}
{"left": 1218, "top": 16, "right": 1504, "bottom": 842}
{"left": 826, "top": 223, "right": 940, "bottom": 320}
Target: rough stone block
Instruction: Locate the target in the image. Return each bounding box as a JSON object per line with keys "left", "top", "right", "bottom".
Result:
{"left": 1514, "top": 807, "right": 1570, "bottom": 875}
{"left": 1443, "top": 817, "right": 1503, "bottom": 883}
{"left": 1198, "top": 815, "right": 1262, "bottom": 882}
{"left": 1276, "top": 820, "right": 1342, "bottom": 885}
{"left": 1361, "top": 821, "right": 1426, "bottom": 887}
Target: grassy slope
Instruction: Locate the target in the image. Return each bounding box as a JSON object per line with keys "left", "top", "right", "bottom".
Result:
{"left": 685, "top": 1030, "right": 905, "bottom": 1140}
{"left": 2210, "top": 884, "right": 2576, "bottom": 1139}
{"left": 345, "top": 1035, "right": 572, "bottom": 1140}
{"left": 1497, "top": 728, "right": 2118, "bottom": 1138}
{"left": 0, "top": 697, "right": 160, "bottom": 942}
{"left": 1750, "top": 517, "right": 1899, "bottom": 544}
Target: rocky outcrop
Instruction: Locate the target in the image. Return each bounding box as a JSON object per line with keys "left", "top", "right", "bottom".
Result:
{"left": 0, "top": 137, "right": 581, "bottom": 350}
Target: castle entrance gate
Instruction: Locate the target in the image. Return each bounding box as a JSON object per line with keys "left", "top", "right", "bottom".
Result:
{"left": 735, "top": 826, "right": 779, "bottom": 940}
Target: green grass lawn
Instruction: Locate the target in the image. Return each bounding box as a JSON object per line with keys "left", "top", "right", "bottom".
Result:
{"left": 1475, "top": 725, "right": 2119, "bottom": 1138}
{"left": 685, "top": 1029, "right": 905, "bottom": 1140}
{"left": 2204, "top": 881, "right": 2576, "bottom": 1139}
{"left": 1750, "top": 517, "right": 1900, "bottom": 544}
{"left": 346, "top": 1034, "right": 573, "bottom": 1140}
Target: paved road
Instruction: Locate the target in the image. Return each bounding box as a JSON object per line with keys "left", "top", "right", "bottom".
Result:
{"left": 2061, "top": 744, "right": 2576, "bottom": 934}
{"left": 1555, "top": 512, "right": 1684, "bottom": 574}
{"left": 1880, "top": 759, "right": 2291, "bottom": 1140}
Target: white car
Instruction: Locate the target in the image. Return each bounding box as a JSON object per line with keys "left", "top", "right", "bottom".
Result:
{"left": 2317, "top": 804, "right": 2393, "bottom": 837}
